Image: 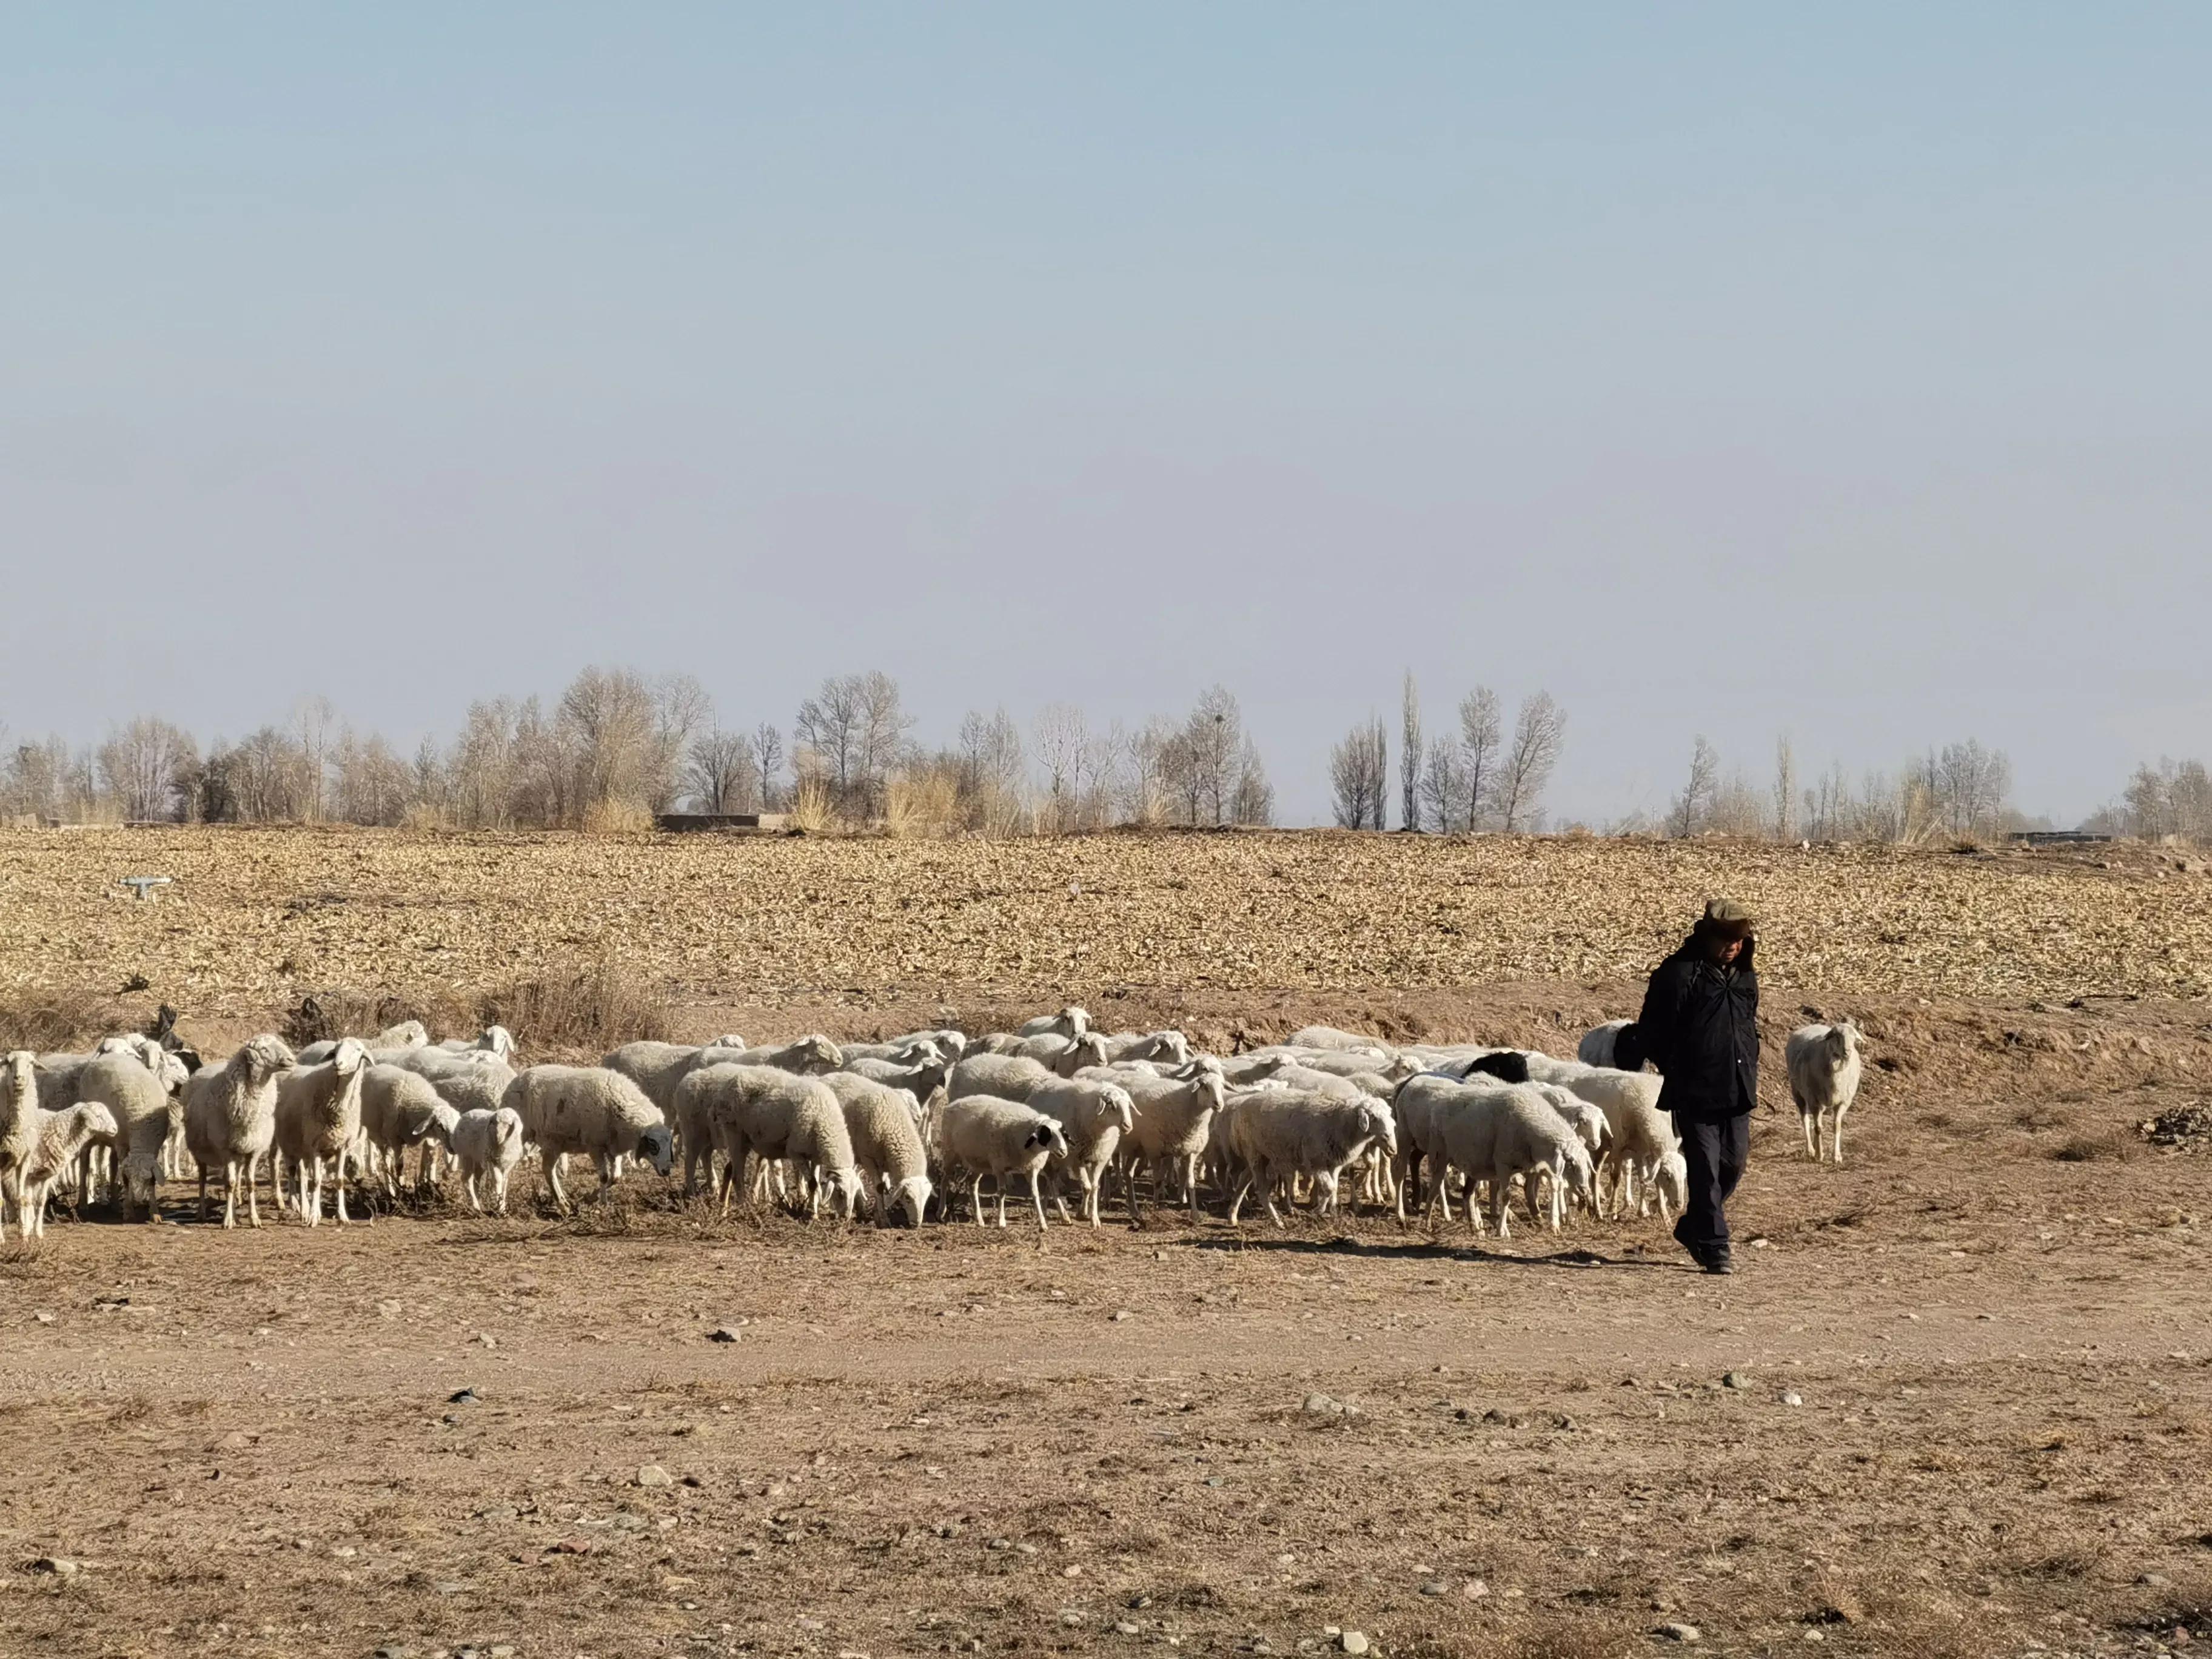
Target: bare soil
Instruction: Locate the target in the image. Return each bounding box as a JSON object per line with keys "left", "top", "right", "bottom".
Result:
{"left": 1, "top": 831, "right": 2209, "bottom": 1658}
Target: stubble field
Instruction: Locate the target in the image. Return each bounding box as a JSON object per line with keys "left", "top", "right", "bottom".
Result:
{"left": 1, "top": 826, "right": 2209, "bottom": 1659}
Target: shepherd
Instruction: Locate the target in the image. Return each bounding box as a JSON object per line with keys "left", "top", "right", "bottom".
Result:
{"left": 1616, "top": 899, "right": 1760, "bottom": 1274}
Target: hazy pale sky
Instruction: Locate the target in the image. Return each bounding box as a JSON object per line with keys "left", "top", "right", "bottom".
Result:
{"left": 4, "top": 5, "right": 2207, "bottom": 826}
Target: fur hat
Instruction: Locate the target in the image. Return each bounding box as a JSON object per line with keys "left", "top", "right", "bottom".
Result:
{"left": 1701, "top": 897, "right": 1757, "bottom": 937}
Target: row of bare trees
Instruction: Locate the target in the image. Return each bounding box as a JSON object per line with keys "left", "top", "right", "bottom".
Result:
{"left": 1642, "top": 733, "right": 2022, "bottom": 843}
{"left": 0, "top": 670, "right": 1275, "bottom": 833}
{"left": 1329, "top": 674, "right": 1566, "bottom": 833}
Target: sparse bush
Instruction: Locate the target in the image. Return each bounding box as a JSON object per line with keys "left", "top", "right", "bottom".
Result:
{"left": 469, "top": 960, "right": 671, "bottom": 1056}
{"left": 0, "top": 987, "right": 132, "bottom": 1053}
{"left": 581, "top": 796, "right": 655, "bottom": 836}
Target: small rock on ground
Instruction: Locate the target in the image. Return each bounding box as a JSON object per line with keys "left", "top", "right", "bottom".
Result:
{"left": 635, "top": 1464, "right": 674, "bottom": 1489}
{"left": 1339, "top": 1633, "right": 1369, "bottom": 1655}
{"left": 1655, "top": 1622, "right": 1703, "bottom": 1643}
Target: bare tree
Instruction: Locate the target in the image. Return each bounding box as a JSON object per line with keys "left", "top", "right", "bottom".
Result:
{"left": 290, "top": 695, "right": 338, "bottom": 822}
{"left": 1033, "top": 703, "right": 1087, "bottom": 831}
{"left": 96, "top": 717, "right": 197, "bottom": 822}
{"left": 650, "top": 674, "right": 715, "bottom": 811}
{"left": 1329, "top": 717, "right": 1389, "bottom": 829}
{"left": 1772, "top": 734, "right": 1798, "bottom": 840}
{"left": 1230, "top": 736, "right": 1274, "bottom": 826}
{"left": 1932, "top": 739, "right": 2013, "bottom": 837}
{"left": 1399, "top": 671, "right": 1423, "bottom": 832}
{"left": 796, "top": 671, "right": 911, "bottom": 816}
{"left": 1496, "top": 692, "right": 1564, "bottom": 832}
{"left": 853, "top": 671, "right": 914, "bottom": 814}
{"left": 1458, "top": 687, "right": 1501, "bottom": 830}
{"left": 559, "top": 666, "right": 659, "bottom": 809}
{"left": 1421, "top": 737, "right": 1468, "bottom": 832}
{"left": 1672, "top": 736, "right": 1719, "bottom": 837}
{"left": 1177, "top": 685, "right": 1244, "bottom": 826}
{"left": 956, "top": 708, "right": 1027, "bottom": 833}
{"left": 685, "top": 729, "right": 756, "bottom": 813}
{"left": 749, "top": 723, "right": 785, "bottom": 810}
{"left": 1121, "top": 717, "right": 1176, "bottom": 826}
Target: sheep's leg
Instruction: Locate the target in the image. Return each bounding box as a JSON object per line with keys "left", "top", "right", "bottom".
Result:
{"left": 493, "top": 1169, "right": 509, "bottom": 1216}
{"left": 541, "top": 1146, "right": 570, "bottom": 1213}
{"left": 1226, "top": 1174, "right": 1250, "bottom": 1225}
{"left": 1832, "top": 1107, "right": 1847, "bottom": 1164}
{"left": 969, "top": 1173, "right": 985, "bottom": 1227}
{"left": 1489, "top": 1180, "right": 1512, "bottom": 1239}
{"left": 1801, "top": 1111, "right": 1818, "bottom": 1160}
{"left": 333, "top": 1147, "right": 351, "bottom": 1224}
{"left": 196, "top": 1164, "right": 210, "bottom": 1224}
{"left": 1312, "top": 1170, "right": 1338, "bottom": 1216}
{"left": 247, "top": 1153, "right": 264, "bottom": 1227}
{"left": 1029, "top": 1167, "right": 1049, "bottom": 1232}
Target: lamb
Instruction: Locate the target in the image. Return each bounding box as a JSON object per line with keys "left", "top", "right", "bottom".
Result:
{"left": 1110, "top": 1058, "right": 1228, "bottom": 1219}
{"left": 819, "top": 1073, "right": 933, "bottom": 1227}
{"left": 1531, "top": 1083, "right": 1612, "bottom": 1167}
{"left": 1787, "top": 1020, "right": 1864, "bottom": 1162}
{"left": 183, "top": 1034, "right": 298, "bottom": 1228}
{"left": 1216, "top": 1090, "right": 1396, "bottom": 1227}
{"left": 1015, "top": 1006, "right": 1089, "bottom": 1040}
{"left": 76, "top": 1050, "right": 186, "bottom": 1216}
{"left": 296, "top": 1019, "right": 429, "bottom": 1067}
{"left": 272, "top": 1038, "right": 372, "bottom": 1225}
{"left": 503, "top": 1065, "right": 675, "bottom": 1212}
{"left": 438, "top": 1024, "right": 517, "bottom": 1063}
{"left": 945, "top": 1051, "right": 1054, "bottom": 1106}
{"left": 719, "top": 1035, "right": 844, "bottom": 1074}
{"left": 1577, "top": 1019, "right": 1632, "bottom": 1069}
{"left": 674, "top": 1064, "right": 861, "bottom": 1219}
{"left": 1438, "top": 1082, "right": 1595, "bottom": 1238}
{"left": 937, "top": 1095, "right": 1070, "bottom": 1229}
{"left": 358, "top": 1065, "right": 452, "bottom": 1198}
{"left": 449, "top": 1107, "right": 528, "bottom": 1214}
{"left": 1029, "top": 1076, "right": 1135, "bottom": 1228}
{"left": 400, "top": 1051, "right": 517, "bottom": 1119}
{"left": 16, "top": 1102, "right": 120, "bottom": 1237}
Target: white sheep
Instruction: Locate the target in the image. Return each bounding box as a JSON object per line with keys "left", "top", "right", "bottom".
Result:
{"left": 1787, "top": 1021, "right": 1865, "bottom": 1162}
{"left": 296, "top": 1019, "right": 429, "bottom": 1066}
{"left": 183, "top": 1034, "right": 297, "bottom": 1229}
{"left": 1108, "top": 1058, "right": 1227, "bottom": 1219}
{"left": 603, "top": 1041, "right": 739, "bottom": 1193}
{"left": 938, "top": 1095, "right": 1069, "bottom": 1229}
{"left": 843, "top": 1052, "right": 953, "bottom": 1108}
{"left": 884, "top": 1027, "right": 968, "bottom": 1059}
{"left": 675, "top": 1064, "right": 860, "bottom": 1219}
{"left": 719, "top": 1035, "right": 843, "bottom": 1074}
{"left": 1532, "top": 1061, "right": 1683, "bottom": 1220}
{"left": 358, "top": 1065, "right": 451, "bottom": 1198}
{"left": 1015, "top": 1006, "right": 1089, "bottom": 1041}
{"left": 449, "top": 1107, "right": 527, "bottom": 1214}
{"left": 503, "top": 1065, "right": 674, "bottom": 1212}
{"left": 1391, "top": 1072, "right": 1476, "bottom": 1220}
{"left": 1010, "top": 1029, "right": 1111, "bottom": 1076}
{"left": 836, "top": 1036, "right": 945, "bottom": 1065}
{"left": 1097, "top": 1030, "right": 1192, "bottom": 1067}
{"left": 945, "top": 1051, "right": 1053, "bottom": 1105}
{"left": 272, "top": 1038, "right": 372, "bottom": 1225}
{"left": 17, "top": 1102, "right": 120, "bottom": 1237}
{"left": 438, "top": 1024, "right": 517, "bottom": 1063}
{"left": 1438, "top": 1081, "right": 1596, "bottom": 1237}
{"left": 1284, "top": 1024, "right": 1387, "bottom": 1053}
{"left": 1217, "top": 1090, "right": 1396, "bottom": 1227}
{"left": 76, "top": 1050, "right": 184, "bottom": 1217}
{"left": 819, "top": 1072, "right": 933, "bottom": 1227}
{"left": 1029, "top": 1076, "right": 1135, "bottom": 1228}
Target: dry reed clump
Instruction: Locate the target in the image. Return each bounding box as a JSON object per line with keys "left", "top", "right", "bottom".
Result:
{"left": 0, "top": 987, "right": 134, "bottom": 1053}
{"left": 884, "top": 773, "right": 961, "bottom": 839}
{"left": 466, "top": 960, "right": 671, "bottom": 1057}
{"left": 580, "top": 797, "right": 655, "bottom": 836}
{"left": 787, "top": 777, "right": 834, "bottom": 834}
{"left": 281, "top": 990, "right": 434, "bottom": 1051}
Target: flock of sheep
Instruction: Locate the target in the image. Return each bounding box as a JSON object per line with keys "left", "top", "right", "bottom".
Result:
{"left": 0, "top": 1003, "right": 1866, "bottom": 1241}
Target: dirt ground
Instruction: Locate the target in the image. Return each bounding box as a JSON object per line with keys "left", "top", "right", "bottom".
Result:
{"left": 1, "top": 831, "right": 2210, "bottom": 1658}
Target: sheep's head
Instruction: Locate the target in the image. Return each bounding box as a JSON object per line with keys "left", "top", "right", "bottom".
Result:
{"left": 154, "top": 1050, "right": 191, "bottom": 1094}
{"left": 931, "top": 1029, "right": 969, "bottom": 1057}
{"left": 332, "top": 1038, "right": 370, "bottom": 1078}
{"left": 239, "top": 1034, "right": 297, "bottom": 1081}
{"left": 120, "top": 1150, "right": 161, "bottom": 1214}
{"left": 707, "top": 1032, "right": 748, "bottom": 1052}
{"left": 1358, "top": 1099, "right": 1400, "bottom": 1157}
{"left": 1562, "top": 1142, "right": 1597, "bottom": 1202}
{"left": 1102, "top": 1085, "right": 1136, "bottom": 1133}
{"left": 1025, "top": 1120, "right": 1069, "bottom": 1158}
{"left": 1059, "top": 1006, "right": 1090, "bottom": 1038}
{"left": 884, "top": 1174, "right": 932, "bottom": 1228}
{"left": 480, "top": 1025, "right": 517, "bottom": 1062}
{"left": 2, "top": 1050, "right": 36, "bottom": 1105}
{"left": 1828, "top": 1022, "right": 1862, "bottom": 1065}
{"left": 427, "top": 1102, "right": 462, "bottom": 1144}
{"left": 635, "top": 1123, "right": 675, "bottom": 1176}
{"left": 1657, "top": 1151, "right": 1689, "bottom": 1213}
{"left": 800, "top": 1035, "right": 843, "bottom": 1073}
{"left": 76, "top": 1102, "right": 120, "bottom": 1142}
{"left": 1191, "top": 1062, "right": 1227, "bottom": 1113}
{"left": 1466, "top": 1050, "right": 1530, "bottom": 1085}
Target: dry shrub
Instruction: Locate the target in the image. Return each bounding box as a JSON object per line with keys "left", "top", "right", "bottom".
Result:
{"left": 0, "top": 986, "right": 130, "bottom": 1052}
{"left": 468, "top": 959, "right": 670, "bottom": 1056}
{"left": 281, "top": 990, "right": 433, "bottom": 1051}
{"left": 788, "top": 777, "right": 834, "bottom": 833}
{"left": 581, "top": 796, "right": 655, "bottom": 836}
{"left": 398, "top": 800, "right": 451, "bottom": 832}
{"left": 2051, "top": 1128, "right": 2135, "bottom": 1162}
{"left": 885, "top": 773, "right": 960, "bottom": 839}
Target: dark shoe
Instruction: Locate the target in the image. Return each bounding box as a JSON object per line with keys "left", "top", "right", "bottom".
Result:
{"left": 1701, "top": 1253, "right": 1735, "bottom": 1275}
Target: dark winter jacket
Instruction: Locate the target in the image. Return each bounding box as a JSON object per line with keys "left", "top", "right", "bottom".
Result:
{"left": 1626, "top": 930, "right": 1760, "bottom": 1120}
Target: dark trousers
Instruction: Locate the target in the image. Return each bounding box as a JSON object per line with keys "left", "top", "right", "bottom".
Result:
{"left": 1673, "top": 1111, "right": 1750, "bottom": 1256}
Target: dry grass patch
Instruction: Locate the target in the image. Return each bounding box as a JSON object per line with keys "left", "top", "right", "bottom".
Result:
{"left": 0, "top": 986, "right": 133, "bottom": 1053}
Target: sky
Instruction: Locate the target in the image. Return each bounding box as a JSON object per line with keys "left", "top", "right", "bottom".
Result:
{"left": 4, "top": 4, "right": 2208, "bottom": 826}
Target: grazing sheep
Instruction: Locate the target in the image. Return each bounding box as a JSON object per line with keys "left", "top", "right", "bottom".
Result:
{"left": 945, "top": 1051, "right": 1053, "bottom": 1106}
{"left": 1438, "top": 1081, "right": 1595, "bottom": 1237}
{"left": 885, "top": 1027, "right": 968, "bottom": 1059}
{"left": 1787, "top": 1021, "right": 1865, "bottom": 1162}
{"left": 1029, "top": 1076, "right": 1135, "bottom": 1228}
{"left": 843, "top": 1051, "right": 953, "bottom": 1107}
{"left": 1015, "top": 1006, "right": 1089, "bottom": 1041}
{"left": 1531, "top": 1082, "right": 1612, "bottom": 1170}
{"left": 272, "top": 1038, "right": 372, "bottom": 1225}
{"left": 296, "top": 1020, "right": 429, "bottom": 1067}
{"left": 1010, "top": 1028, "right": 1109, "bottom": 1074}
{"left": 1285, "top": 1025, "right": 1388, "bottom": 1054}
{"left": 359, "top": 1064, "right": 460, "bottom": 1198}
{"left": 836, "top": 1037, "right": 945, "bottom": 1065}
{"left": 77, "top": 1050, "right": 184, "bottom": 1217}
{"left": 183, "top": 1034, "right": 297, "bottom": 1229}
{"left": 675, "top": 1064, "right": 860, "bottom": 1218}
{"left": 400, "top": 1051, "right": 518, "bottom": 1121}
{"left": 719, "top": 1035, "right": 843, "bottom": 1074}
{"left": 819, "top": 1073, "right": 932, "bottom": 1227}
{"left": 1110, "top": 1058, "right": 1228, "bottom": 1219}
{"left": 1391, "top": 1071, "right": 1481, "bottom": 1220}
{"left": 1577, "top": 1020, "right": 1632, "bottom": 1069}
{"left": 30, "top": 1050, "right": 98, "bottom": 1113}
{"left": 1217, "top": 1090, "right": 1396, "bottom": 1227}
{"left": 438, "top": 1025, "right": 517, "bottom": 1063}
{"left": 449, "top": 1107, "right": 527, "bottom": 1214}
{"left": 503, "top": 1066, "right": 674, "bottom": 1212}
{"left": 1532, "top": 1061, "right": 1681, "bottom": 1220}
{"left": 603, "top": 1041, "right": 739, "bottom": 1192}
{"left": 18, "top": 1102, "right": 120, "bottom": 1236}
{"left": 938, "top": 1095, "right": 1068, "bottom": 1230}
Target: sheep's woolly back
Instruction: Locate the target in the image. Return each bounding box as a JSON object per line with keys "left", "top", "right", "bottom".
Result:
{"left": 505, "top": 1065, "right": 664, "bottom": 1143}
{"left": 822, "top": 1074, "right": 929, "bottom": 1186}
{"left": 360, "top": 1064, "right": 448, "bottom": 1148}
{"left": 945, "top": 1051, "right": 1052, "bottom": 1105}
{"left": 27, "top": 1102, "right": 119, "bottom": 1185}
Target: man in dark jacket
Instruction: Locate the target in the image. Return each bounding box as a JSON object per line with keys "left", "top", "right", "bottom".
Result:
{"left": 1617, "top": 899, "right": 1760, "bottom": 1273}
